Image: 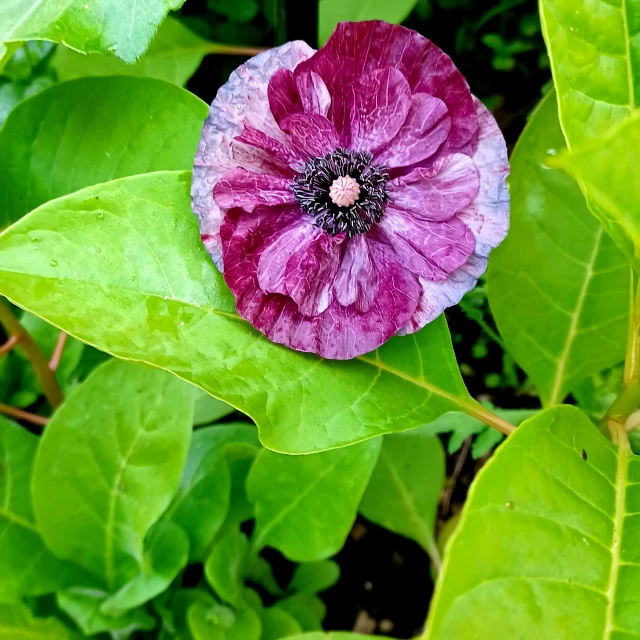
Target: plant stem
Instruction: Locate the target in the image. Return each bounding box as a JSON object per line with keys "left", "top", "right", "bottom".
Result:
{"left": 0, "top": 403, "right": 49, "bottom": 427}
{"left": 0, "top": 335, "right": 19, "bottom": 357}
{"left": 464, "top": 401, "right": 516, "bottom": 436}
{"left": 207, "top": 44, "right": 267, "bottom": 57}
{"left": 49, "top": 332, "right": 68, "bottom": 372}
{"left": 624, "top": 269, "right": 640, "bottom": 387}
{"left": 0, "top": 299, "right": 63, "bottom": 408}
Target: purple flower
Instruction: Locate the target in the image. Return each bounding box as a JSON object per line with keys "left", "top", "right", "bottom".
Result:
{"left": 191, "top": 21, "right": 509, "bottom": 359}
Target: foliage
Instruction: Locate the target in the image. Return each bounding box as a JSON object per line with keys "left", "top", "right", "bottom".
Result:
{"left": 0, "top": 0, "right": 639, "bottom": 638}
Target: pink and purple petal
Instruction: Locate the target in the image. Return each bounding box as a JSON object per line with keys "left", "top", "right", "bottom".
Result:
{"left": 296, "top": 71, "right": 331, "bottom": 116}
{"left": 387, "top": 154, "right": 480, "bottom": 222}
{"left": 294, "top": 21, "right": 477, "bottom": 153}
{"left": 282, "top": 113, "right": 340, "bottom": 158}
{"left": 333, "top": 235, "right": 380, "bottom": 313}
{"left": 268, "top": 68, "right": 304, "bottom": 129}
{"left": 374, "top": 93, "right": 451, "bottom": 168}
{"left": 236, "top": 126, "right": 304, "bottom": 170}
{"left": 191, "top": 41, "right": 313, "bottom": 270}
{"left": 213, "top": 168, "right": 296, "bottom": 212}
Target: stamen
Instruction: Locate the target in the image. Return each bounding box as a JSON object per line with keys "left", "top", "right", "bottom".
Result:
{"left": 291, "top": 148, "right": 389, "bottom": 237}
{"left": 330, "top": 176, "right": 361, "bottom": 207}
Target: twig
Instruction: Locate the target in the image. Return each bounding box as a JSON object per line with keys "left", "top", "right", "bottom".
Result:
{"left": 0, "top": 299, "right": 63, "bottom": 408}
{"left": 49, "top": 332, "right": 68, "bottom": 372}
{"left": 441, "top": 437, "right": 472, "bottom": 517}
{"left": 0, "top": 403, "right": 49, "bottom": 427}
{"left": 464, "top": 401, "right": 516, "bottom": 436}
{"left": 0, "top": 335, "right": 19, "bottom": 357}
{"left": 207, "top": 44, "right": 268, "bottom": 57}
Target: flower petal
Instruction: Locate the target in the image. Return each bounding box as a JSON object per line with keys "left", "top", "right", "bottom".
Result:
{"left": 236, "top": 126, "right": 304, "bottom": 170}
{"left": 282, "top": 113, "right": 340, "bottom": 158}
{"left": 330, "top": 67, "right": 411, "bottom": 153}
{"left": 192, "top": 41, "right": 314, "bottom": 270}
{"left": 268, "top": 68, "right": 304, "bottom": 129}
{"left": 214, "top": 168, "right": 295, "bottom": 212}
{"left": 333, "top": 235, "right": 380, "bottom": 312}
{"left": 374, "top": 93, "right": 451, "bottom": 168}
{"left": 294, "top": 21, "right": 477, "bottom": 153}
{"left": 457, "top": 98, "right": 510, "bottom": 257}
{"left": 378, "top": 211, "right": 475, "bottom": 281}
{"left": 285, "top": 232, "right": 343, "bottom": 315}
{"left": 221, "top": 207, "right": 421, "bottom": 359}
{"left": 387, "top": 154, "right": 480, "bottom": 222}
{"left": 296, "top": 71, "right": 331, "bottom": 116}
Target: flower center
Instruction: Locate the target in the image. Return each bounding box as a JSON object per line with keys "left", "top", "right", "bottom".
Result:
{"left": 291, "top": 148, "right": 389, "bottom": 237}
{"left": 329, "top": 176, "right": 361, "bottom": 207}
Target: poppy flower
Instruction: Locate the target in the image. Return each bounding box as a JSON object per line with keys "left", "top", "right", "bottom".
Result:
{"left": 191, "top": 21, "right": 509, "bottom": 359}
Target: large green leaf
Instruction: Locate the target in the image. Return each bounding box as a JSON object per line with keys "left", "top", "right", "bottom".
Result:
{"left": 248, "top": 439, "right": 381, "bottom": 561}
{"left": 539, "top": 0, "right": 638, "bottom": 147}
{"left": 101, "top": 521, "right": 190, "bottom": 615}
{"left": 32, "top": 359, "right": 194, "bottom": 591}
{"left": 319, "top": 0, "right": 419, "bottom": 44}
{"left": 0, "top": 76, "right": 206, "bottom": 230}
{"left": 487, "top": 91, "right": 629, "bottom": 405}
{"left": 0, "top": 603, "right": 74, "bottom": 639}
{"left": 51, "top": 16, "right": 212, "bottom": 86}
{"left": 553, "top": 113, "right": 640, "bottom": 272}
{"left": 0, "top": 417, "right": 87, "bottom": 601}
{"left": 359, "top": 430, "right": 444, "bottom": 566}
{"left": 0, "top": 0, "right": 185, "bottom": 63}
{"left": 426, "top": 405, "right": 640, "bottom": 638}
{"left": 0, "top": 170, "right": 477, "bottom": 454}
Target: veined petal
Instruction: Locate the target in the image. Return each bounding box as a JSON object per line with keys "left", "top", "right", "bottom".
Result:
{"left": 283, "top": 113, "right": 340, "bottom": 158}
{"left": 214, "top": 168, "right": 296, "bottom": 212}
{"left": 387, "top": 154, "right": 480, "bottom": 222}
{"left": 379, "top": 211, "right": 475, "bottom": 281}
{"left": 236, "top": 126, "right": 304, "bottom": 170}
{"left": 374, "top": 93, "right": 451, "bottom": 168}
{"left": 331, "top": 67, "right": 411, "bottom": 153}
{"left": 333, "top": 235, "right": 380, "bottom": 312}
{"left": 296, "top": 71, "right": 331, "bottom": 116}
{"left": 268, "top": 68, "right": 304, "bottom": 129}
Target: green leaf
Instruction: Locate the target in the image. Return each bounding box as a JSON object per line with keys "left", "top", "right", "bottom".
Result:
{"left": 359, "top": 430, "right": 444, "bottom": 564}
{"left": 0, "top": 603, "right": 74, "bottom": 639}
{"left": 248, "top": 556, "right": 282, "bottom": 596}
{"left": 101, "top": 521, "right": 190, "bottom": 615}
{"left": 288, "top": 635, "right": 383, "bottom": 640}
{"left": 194, "top": 391, "right": 235, "bottom": 426}
{"left": 273, "top": 594, "right": 325, "bottom": 632}
{"left": 0, "top": 417, "right": 88, "bottom": 601}
{"left": 0, "top": 170, "right": 476, "bottom": 454}
{"left": 0, "top": 0, "right": 185, "bottom": 63}
{"left": 223, "top": 442, "right": 260, "bottom": 529}
{"left": 204, "top": 531, "right": 250, "bottom": 607}
{"left": 487, "top": 91, "right": 629, "bottom": 405}
{"left": 32, "top": 359, "right": 194, "bottom": 591}
{"left": 248, "top": 439, "right": 381, "bottom": 561}
{"left": 51, "top": 17, "right": 213, "bottom": 86}
{"left": 0, "top": 76, "right": 207, "bottom": 230}
{"left": 319, "top": 0, "right": 419, "bottom": 44}
{"left": 288, "top": 561, "right": 340, "bottom": 595}
{"left": 260, "top": 607, "right": 303, "bottom": 640}
{"left": 167, "top": 424, "right": 259, "bottom": 557}
{"left": 188, "top": 601, "right": 261, "bottom": 640}
{"left": 552, "top": 112, "right": 640, "bottom": 272}
{"left": 209, "top": 0, "right": 259, "bottom": 22}
{"left": 57, "top": 588, "right": 155, "bottom": 636}
{"left": 426, "top": 405, "right": 640, "bottom": 638}
{"left": 539, "top": 0, "right": 638, "bottom": 147}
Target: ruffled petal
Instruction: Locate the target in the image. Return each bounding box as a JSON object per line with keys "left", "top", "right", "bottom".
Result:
{"left": 333, "top": 235, "right": 380, "bottom": 312}
{"left": 285, "top": 232, "right": 343, "bottom": 315}
{"left": 296, "top": 71, "right": 331, "bottom": 116}
{"left": 191, "top": 41, "right": 314, "bottom": 270}
{"left": 387, "top": 154, "right": 480, "bottom": 222}
{"left": 214, "top": 168, "right": 295, "bottom": 212}
{"left": 397, "top": 101, "right": 509, "bottom": 336}
{"left": 268, "top": 68, "right": 304, "bottom": 129}
{"left": 236, "top": 126, "right": 304, "bottom": 170}
{"left": 373, "top": 93, "right": 450, "bottom": 168}
{"left": 330, "top": 67, "right": 411, "bottom": 152}
{"left": 294, "top": 21, "right": 477, "bottom": 153}
{"left": 282, "top": 113, "right": 340, "bottom": 158}
{"left": 457, "top": 98, "right": 510, "bottom": 257}
{"left": 378, "top": 211, "right": 475, "bottom": 281}
{"left": 221, "top": 207, "right": 421, "bottom": 359}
